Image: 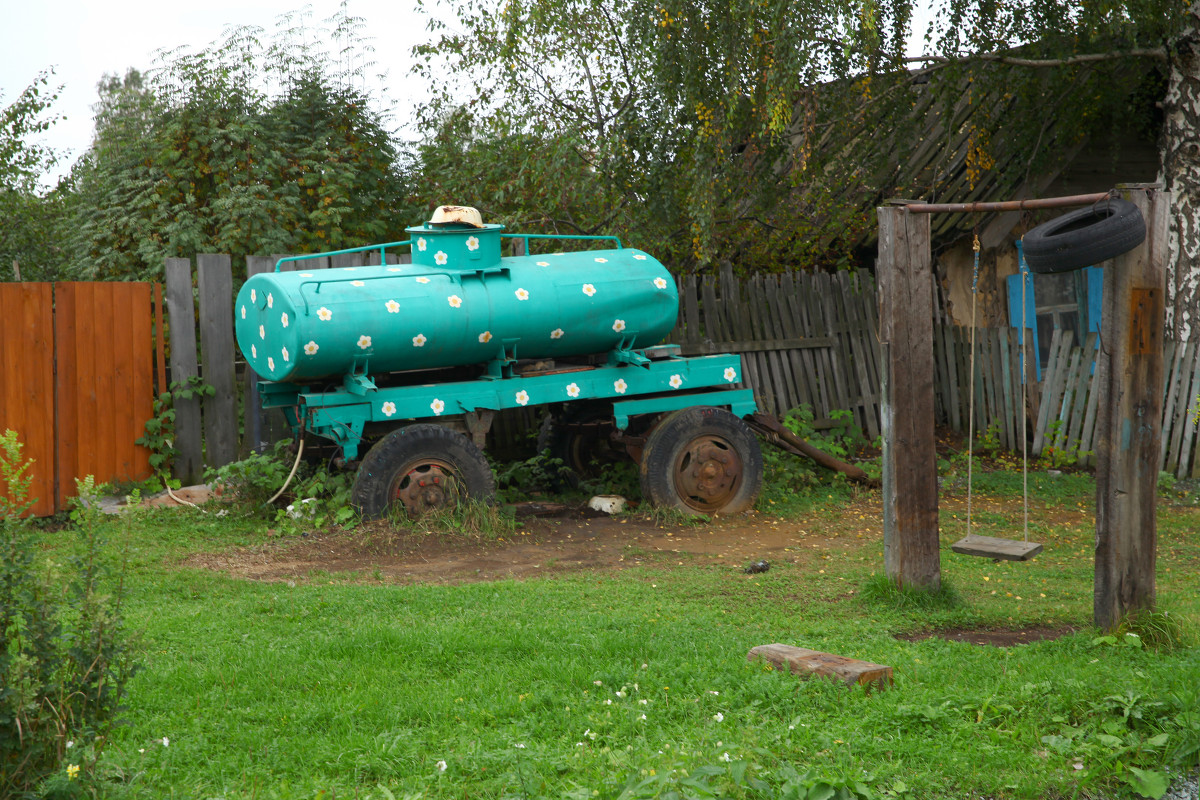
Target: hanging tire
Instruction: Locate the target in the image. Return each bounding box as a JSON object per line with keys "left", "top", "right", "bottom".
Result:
{"left": 352, "top": 424, "right": 496, "bottom": 519}
{"left": 639, "top": 406, "right": 763, "bottom": 515}
{"left": 1022, "top": 197, "right": 1145, "bottom": 274}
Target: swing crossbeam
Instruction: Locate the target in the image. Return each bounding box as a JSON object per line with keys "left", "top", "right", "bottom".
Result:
{"left": 951, "top": 534, "right": 1043, "bottom": 561}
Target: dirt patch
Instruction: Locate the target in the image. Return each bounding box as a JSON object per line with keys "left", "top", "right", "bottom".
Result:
{"left": 896, "top": 626, "right": 1078, "bottom": 647}
{"left": 183, "top": 496, "right": 883, "bottom": 585}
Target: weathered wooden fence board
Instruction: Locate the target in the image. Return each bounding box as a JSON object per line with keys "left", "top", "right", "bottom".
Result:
{"left": 0, "top": 283, "right": 55, "bottom": 516}
{"left": 165, "top": 258, "right": 204, "bottom": 484}
{"left": 198, "top": 254, "right": 238, "bottom": 469}
{"left": 0, "top": 282, "right": 155, "bottom": 516}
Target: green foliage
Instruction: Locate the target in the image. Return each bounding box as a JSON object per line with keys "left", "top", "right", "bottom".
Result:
{"left": 410, "top": 499, "right": 520, "bottom": 540}
{"left": 0, "top": 69, "right": 70, "bottom": 282}
{"left": 1037, "top": 420, "right": 1093, "bottom": 469}
{"left": 412, "top": 0, "right": 898, "bottom": 271}
{"left": 205, "top": 440, "right": 358, "bottom": 530}
{"left": 0, "top": 435, "right": 137, "bottom": 797}
{"left": 494, "top": 449, "right": 574, "bottom": 503}
{"left": 64, "top": 10, "right": 409, "bottom": 281}
{"left": 135, "top": 377, "right": 214, "bottom": 475}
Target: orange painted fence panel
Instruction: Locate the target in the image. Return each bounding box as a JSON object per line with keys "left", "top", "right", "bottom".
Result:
{"left": 0, "top": 282, "right": 156, "bottom": 516}
{"left": 0, "top": 283, "right": 56, "bottom": 517}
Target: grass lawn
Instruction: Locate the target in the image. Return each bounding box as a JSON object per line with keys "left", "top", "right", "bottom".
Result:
{"left": 36, "top": 471, "right": 1200, "bottom": 799}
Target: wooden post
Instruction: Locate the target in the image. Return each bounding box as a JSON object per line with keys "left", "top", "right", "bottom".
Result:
{"left": 1093, "top": 187, "right": 1168, "bottom": 630}
{"left": 878, "top": 203, "right": 940, "bottom": 591}
{"left": 164, "top": 257, "right": 204, "bottom": 484}
{"left": 197, "top": 254, "right": 237, "bottom": 469}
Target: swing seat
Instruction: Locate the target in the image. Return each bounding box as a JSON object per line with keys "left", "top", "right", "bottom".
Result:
{"left": 952, "top": 534, "right": 1043, "bottom": 561}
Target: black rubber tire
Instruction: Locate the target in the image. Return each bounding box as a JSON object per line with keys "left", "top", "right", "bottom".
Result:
{"left": 639, "top": 406, "right": 763, "bottom": 515}
{"left": 352, "top": 424, "right": 496, "bottom": 519}
{"left": 537, "top": 406, "right": 624, "bottom": 488}
{"left": 1022, "top": 197, "right": 1146, "bottom": 274}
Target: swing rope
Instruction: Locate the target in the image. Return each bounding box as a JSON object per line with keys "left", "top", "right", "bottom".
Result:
{"left": 967, "top": 234, "right": 978, "bottom": 540}
{"left": 961, "top": 231, "right": 1036, "bottom": 556}
{"left": 1019, "top": 248, "right": 1030, "bottom": 544}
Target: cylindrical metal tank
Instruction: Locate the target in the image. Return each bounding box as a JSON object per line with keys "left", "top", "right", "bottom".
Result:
{"left": 235, "top": 224, "right": 679, "bottom": 383}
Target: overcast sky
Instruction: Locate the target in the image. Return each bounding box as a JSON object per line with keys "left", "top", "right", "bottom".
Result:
{"left": 0, "top": 0, "right": 431, "bottom": 183}
{"left": 2, "top": 0, "right": 935, "bottom": 186}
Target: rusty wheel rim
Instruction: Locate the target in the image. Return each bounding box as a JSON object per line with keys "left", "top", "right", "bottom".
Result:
{"left": 390, "top": 459, "right": 463, "bottom": 516}
{"left": 673, "top": 435, "right": 743, "bottom": 512}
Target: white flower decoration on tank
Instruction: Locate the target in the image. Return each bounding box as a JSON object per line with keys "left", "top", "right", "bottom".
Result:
{"left": 281, "top": 312, "right": 289, "bottom": 328}
{"left": 613, "top": 319, "right": 626, "bottom": 332}
{"left": 654, "top": 277, "right": 668, "bottom": 289}
{"left": 633, "top": 254, "right": 647, "bottom": 260}
{"left": 386, "top": 300, "right": 400, "bottom": 313}
{"left": 466, "top": 236, "right": 480, "bottom": 251}
{"left": 300, "top": 273, "right": 314, "bottom": 277}
{"left": 267, "top": 357, "right": 275, "bottom": 371}
{"left": 594, "top": 257, "right": 608, "bottom": 263}
{"left": 259, "top": 325, "right": 266, "bottom": 340}
{"left": 387, "top": 267, "right": 403, "bottom": 272}
{"left": 536, "top": 261, "right": 550, "bottom": 267}
{"left": 515, "top": 288, "right": 530, "bottom": 301}
{"left": 358, "top": 335, "right": 372, "bottom": 350}
{"left": 550, "top": 328, "right": 564, "bottom": 339}
{"left": 724, "top": 367, "right": 737, "bottom": 382}
{"left": 412, "top": 333, "right": 427, "bottom": 347}
{"left": 317, "top": 307, "right": 332, "bottom": 321}
{"left": 479, "top": 331, "right": 493, "bottom": 343}
{"left": 251, "top": 345, "right": 257, "bottom": 358}
{"left": 448, "top": 295, "right": 463, "bottom": 308}
{"left": 614, "top": 378, "right": 627, "bottom": 394}
{"left": 431, "top": 399, "right": 445, "bottom": 415}
{"left": 582, "top": 284, "right": 596, "bottom": 297}
{"left": 382, "top": 401, "right": 397, "bottom": 417}
{"left": 351, "top": 280, "right": 365, "bottom": 287}
{"left": 435, "top": 251, "right": 449, "bottom": 266}
{"left": 240, "top": 306, "right": 246, "bottom": 320}
{"left": 281, "top": 347, "right": 289, "bottom": 362}
{"left": 669, "top": 374, "right": 683, "bottom": 389}
{"left": 304, "top": 341, "right": 319, "bottom": 356}
{"left": 417, "top": 237, "right": 427, "bottom": 251}
{"left": 267, "top": 293, "right": 274, "bottom": 309}
{"left": 416, "top": 276, "right": 431, "bottom": 284}
{"left": 515, "top": 390, "right": 530, "bottom": 406}
{"left": 566, "top": 383, "right": 581, "bottom": 398}
{"left": 250, "top": 289, "right": 257, "bottom": 302}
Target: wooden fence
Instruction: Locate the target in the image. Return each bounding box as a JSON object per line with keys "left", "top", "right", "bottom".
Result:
{"left": 670, "top": 266, "right": 883, "bottom": 437}
{"left": 932, "top": 324, "right": 1200, "bottom": 477}
{"left": 157, "top": 253, "right": 1200, "bottom": 481}
{"left": 0, "top": 282, "right": 161, "bottom": 515}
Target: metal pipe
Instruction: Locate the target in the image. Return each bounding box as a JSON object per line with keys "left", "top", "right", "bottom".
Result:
{"left": 903, "top": 192, "right": 1111, "bottom": 214}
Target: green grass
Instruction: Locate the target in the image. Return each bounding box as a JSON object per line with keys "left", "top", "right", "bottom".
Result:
{"left": 35, "top": 470, "right": 1200, "bottom": 800}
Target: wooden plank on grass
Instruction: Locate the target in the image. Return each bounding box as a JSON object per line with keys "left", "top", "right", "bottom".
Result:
{"left": 747, "top": 644, "right": 892, "bottom": 690}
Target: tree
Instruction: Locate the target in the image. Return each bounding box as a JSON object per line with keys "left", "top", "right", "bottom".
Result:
{"left": 0, "top": 70, "right": 69, "bottom": 281}
{"left": 66, "top": 11, "right": 410, "bottom": 281}
{"left": 412, "top": 0, "right": 1195, "bottom": 286}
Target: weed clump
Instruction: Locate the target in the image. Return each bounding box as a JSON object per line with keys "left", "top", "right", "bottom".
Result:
{"left": 0, "top": 431, "right": 138, "bottom": 795}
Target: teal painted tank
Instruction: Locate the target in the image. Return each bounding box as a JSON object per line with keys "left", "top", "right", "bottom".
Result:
{"left": 234, "top": 223, "right": 679, "bottom": 384}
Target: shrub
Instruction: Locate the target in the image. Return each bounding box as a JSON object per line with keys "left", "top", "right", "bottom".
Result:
{"left": 0, "top": 431, "right": 137, "bottom": 796}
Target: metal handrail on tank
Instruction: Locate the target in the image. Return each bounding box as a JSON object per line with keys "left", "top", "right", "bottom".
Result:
{"left": 274, "top": 240, "right": 413, "bottom": 272}
{"left": 500, "top": 233, "right": 623, "bottom": 253}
